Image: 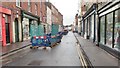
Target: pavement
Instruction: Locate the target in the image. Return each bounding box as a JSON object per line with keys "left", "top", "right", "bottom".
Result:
{"left": 74, "top": 33, "right": 120, "bottom": 67}
{"left": 1, "top": 40, "right": 31, "bottom": 56}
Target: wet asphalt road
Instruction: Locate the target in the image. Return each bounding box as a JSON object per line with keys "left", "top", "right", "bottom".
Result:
{"left": 3, "top": 32, "right": 81, "bottom": 66}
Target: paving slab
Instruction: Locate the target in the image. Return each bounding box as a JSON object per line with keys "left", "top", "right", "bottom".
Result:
{"left": 74, "top": 33, "right": 119, "bottom": 67}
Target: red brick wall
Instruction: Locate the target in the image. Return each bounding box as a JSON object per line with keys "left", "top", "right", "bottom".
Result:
{"left": 51, "top": 4, "right": 63, "bottom": 25}
{"left": 37, "top": 2, "right": 40, "bottom": 17}
{"left": 21, "top": 2, "right": 29, "bottom": 11}
{"left": 41, "top": 1, "right": 47, "bottom": 23}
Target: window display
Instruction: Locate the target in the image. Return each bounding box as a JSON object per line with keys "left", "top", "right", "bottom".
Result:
{"left": 106, "top": 13, "right": 113, "bottom": 47}
{"left": 114, "top": 9, "right": 120, "bottom": 49}
{"left": 84, "top": 20, "right": 87, "bottom": 38}
{"left": 100, "top": 16, "right": 105, "bottom": 44}
{"left": 90, "top": 15, "right": 94, "bottom": 40}
{"left": 88, "top": 16, "right": 91, "bottom": 37}
{"left": 22, "top": 18, "right": 30, "bottom": 40}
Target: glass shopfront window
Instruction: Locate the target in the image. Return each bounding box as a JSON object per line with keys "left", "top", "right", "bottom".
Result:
{"left": 84, "top": 19, "right": 87, "bottom": 38}
{"left": 100, "top": 16, "right": 105, "bottom": 44}
{"left": 90, "top": 15, "right": 94, "bottom": 40}
{"left": 114, "top": 9, "right": 120, "bottom": 49}
{"left": 22, "top": 18, "right": 30, "bottom": 40}
{"left": 88, "top": 16, "right": 91, "bottom": 37}
{"left": 106, "top": 13, "right": 113, "bottom": 47}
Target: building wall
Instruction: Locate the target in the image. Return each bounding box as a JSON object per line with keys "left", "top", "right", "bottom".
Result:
{"left": 46, "top": 2, "right": 63, "bottom": 25}
{"left": 0, "top": 13, "right": 2, "bottom": 44}
{"left": 1, "top": 0, "right": 46, "bottom": 45}
{"left": 37, "top": 2, "right": 41, "bottom": 17}
{"left": 2, "top": 2, "right": 23, "bottom": 43}
{"left": 58, "top": 12, "right": 63, "bottom": 25}
{"left": 21, "top": 2, "right": 29, "bottom": 11}
{"left": 41, "top": 1, "right": 47, "bottom": 23}
{"left": 0, "top": 6, "right": 12, "bottom": 46}
{"left": 46, "top": 6, "right": 52, "bottom": 33}
{"left": 47, "top": 6, "right": 52, "bottom": 25}
{"left": 46, "top": 2, "right": 63, "bottom": 33}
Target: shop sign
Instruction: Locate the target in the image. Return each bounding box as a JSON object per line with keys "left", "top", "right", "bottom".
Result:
{"left": 0, "top": 7, "right": 11, "bottom": 15}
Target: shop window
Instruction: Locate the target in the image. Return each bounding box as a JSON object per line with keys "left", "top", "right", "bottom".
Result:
{"left": 114, "top": 9, "right": 120, "bottom": 49}
{"left": 106, "top": 12, "right": 113, "bottom": 47}
{"left": 88, "top": 16, "right": 91, "bottom": 37}
{"left": 22, "top": 18, "right": 29, "bottom": 40}
{"left": 100, "top": 16, "right": 105, "bottom": 44}
{"left": 90, "top": 15, "right": 94, "bottom": 40}
{"left": 84, "top": 20, "right": 87, "bottom": 38}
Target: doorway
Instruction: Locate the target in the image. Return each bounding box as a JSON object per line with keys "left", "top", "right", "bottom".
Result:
{"left": 14, "top": 18, "right": 19, "bottom": 42}
{"left": 5, "top": 23, "right": 10, "bottom": 43}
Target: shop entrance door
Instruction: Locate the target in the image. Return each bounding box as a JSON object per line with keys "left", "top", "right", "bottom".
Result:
{"left": 15, "top": 19, "right": 19, "bottom": 42}
{"left": 5, "top": 23, "right": 10, "bottom": 43}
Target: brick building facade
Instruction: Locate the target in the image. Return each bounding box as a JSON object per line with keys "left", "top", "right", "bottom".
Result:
{"left": 46, "top": 2, "right": 63, "bottom": 33}
{"left": 0, "top": 0, "right": 47, "bottom": 46}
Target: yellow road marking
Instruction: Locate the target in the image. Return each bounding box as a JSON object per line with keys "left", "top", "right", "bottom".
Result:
{"left": 76, "top": 43, "right": 88, "bottom": 68}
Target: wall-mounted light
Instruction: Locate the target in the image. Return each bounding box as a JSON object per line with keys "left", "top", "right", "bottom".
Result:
{"left": 2, "top": 14, "right": 5, "bottom": 18}
{"left": 16, "top": 11, "right": 19, "bottom": 18}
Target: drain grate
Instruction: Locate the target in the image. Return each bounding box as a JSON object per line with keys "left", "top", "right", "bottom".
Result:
{"left": 28, "top": 60, "right": 42, "bottom": 65}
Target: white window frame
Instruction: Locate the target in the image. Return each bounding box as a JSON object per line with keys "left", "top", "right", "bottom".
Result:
{"left": 28, "top": 0, "right": 31, "bottom": 12}
{"left": 16, "top": 0, "right": 21, "bottom": 7}
{"left": 35, "top": 4, "right": 38, "bottom": 15}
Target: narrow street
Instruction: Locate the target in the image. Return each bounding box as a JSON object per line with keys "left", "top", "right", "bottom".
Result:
{"left": 2, "top": 32, "right": 81, "bottom": 66}
{"left": 1, "top": 0, "right": 120, "bottom": 68}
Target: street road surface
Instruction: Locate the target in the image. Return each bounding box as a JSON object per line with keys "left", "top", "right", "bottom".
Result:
{"left": 2, "top": 32, "right": 81, "bottom": 66}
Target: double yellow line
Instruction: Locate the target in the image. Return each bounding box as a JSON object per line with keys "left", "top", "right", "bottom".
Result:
{"left": 76, "top": 43, "right": 88, "bottom": 68}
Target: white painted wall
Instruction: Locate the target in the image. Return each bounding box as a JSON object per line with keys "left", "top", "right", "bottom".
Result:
{"left": 12, "top": 18, "right": 22, "bottom": 43}
{"left": 12, "top": 21, "right": 15, "bottom": 43}
{"left": 18, "top": 18, "right": 22, "bottom": 41}
{"left": 47, "top": 6, "right": 52, "bottom": 25}
{"left": 47, "top": 6, "right": 52, "bottom": 33}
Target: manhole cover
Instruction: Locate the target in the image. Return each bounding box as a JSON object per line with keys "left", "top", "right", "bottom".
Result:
{"left": 28, "top": 60, "right": 42, "bottom": 65}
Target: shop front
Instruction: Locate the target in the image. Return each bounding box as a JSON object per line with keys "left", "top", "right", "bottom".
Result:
{"left": 21, "top": 10, "right": 40, "bottom": 41}
{"left": 81, "top": 4, "right": 97, "bottom": 42}
{"left": 0, "top": 6, "right": 12, "bottom": 46}
{"left": 98, "top": 1, "right": 120, "bottom": 58}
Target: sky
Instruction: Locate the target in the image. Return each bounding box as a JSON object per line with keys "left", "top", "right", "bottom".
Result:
{"left": 50, "top": 0, "right": 79, "bottom": 25}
